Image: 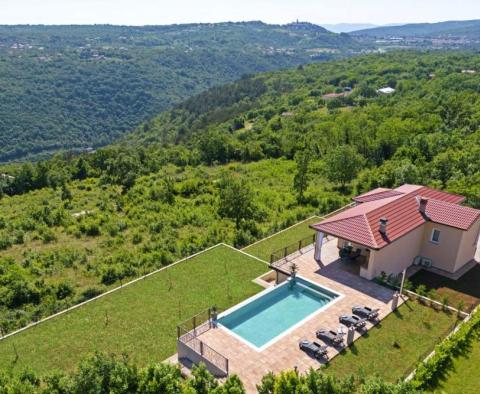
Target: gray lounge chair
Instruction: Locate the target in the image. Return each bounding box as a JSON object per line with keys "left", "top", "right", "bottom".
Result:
{"left": 299, "top": 339, "right": 328, "bottom": 360}
{"left": 339, "top": 314, "right": 367, "bottom": 328}
{"left": 352, "top": 306, "right": 380, "bottom": 320}
{"left": 316, "top": 329, "right": 345, "bottom": 345}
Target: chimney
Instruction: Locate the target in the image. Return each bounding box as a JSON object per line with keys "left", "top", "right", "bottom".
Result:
{"left": 379, "top": 218, "right": 388, "bottom": 236}
{"left": 417, "top": 196, "right": 428, "bottom": 216}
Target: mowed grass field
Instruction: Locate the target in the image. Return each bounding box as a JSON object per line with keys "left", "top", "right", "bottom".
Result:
{"left": 0, "top": 245, "right": 268, "bottom": 374}
{"left": 325, "top": 300, "right": 459, "bottom": 382}
{"left": 243, "top": 216, "right": 320, "bottom": 261}
{"left": 431, "top": 334, "right": 480, "bottom": 393}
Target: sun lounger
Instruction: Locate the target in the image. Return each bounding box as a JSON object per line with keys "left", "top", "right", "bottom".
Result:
{"left": 316, "top": 329, "right": 345, "bottom": 345}
{"left": 339, "top": 314, "right": 367, "bottom": 328}
{"left": 352, "top": 306, "right": 380, "bottom": 320}
{"left": 299, "top": 339, "right": 328, "bottom": 360}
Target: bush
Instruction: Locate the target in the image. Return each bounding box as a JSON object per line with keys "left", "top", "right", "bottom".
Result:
{"left": 84, "top": 222, "right": 101, "bottom": 237}
{"left": 132, "top": 232, "right": 143, "bottom": 245}
{"left": 101, "top": 267, "right": 119, "bottom": 286}
{"left": 0, "top": 234, "right": 12, "bottom": 250}
{"left": 41, "top": 228, "right": 57, "bottom": 244}
{"left": 56, "top": 282, "right": 74, "bottom": 300}
{"left": 78, "top": 287, "right": 104, "bottom": 303}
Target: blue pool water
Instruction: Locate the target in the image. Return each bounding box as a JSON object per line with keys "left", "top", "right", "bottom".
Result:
{"left": 218, "top": 277, "right": 338, "bottom": 349}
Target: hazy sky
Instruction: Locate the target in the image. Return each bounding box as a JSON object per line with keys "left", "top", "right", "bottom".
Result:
{"left": 1, "top": 0, "right": 480, "bottom": 26}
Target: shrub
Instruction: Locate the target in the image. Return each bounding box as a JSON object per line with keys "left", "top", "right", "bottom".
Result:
{"left": 56, "top": 282, "right": 74, "bottom": 300}
{"left": 101, "top": 267, "right": 119, "bottom": 286}
{"left": 78, "top": 287, "right": 104, "bottom": 302}
{"left": 84, "top": 222, "right": 101, "bottom": 237}
{"left": 13, "top": 230, "right": 25, "bottom": 245}
{"left": 41, "top": 228, "right": 57, "bottom": 244}
{"left": 416, "top": 284, "right": 427, "bottom": 297}
{"left": 132, "top": 232, "right": 143, "bottom": 245}
{"left": 442, "top": 296, "right": 450, "bottom": 311}
{"left": 0, "top": 234, "right": 12, "bottom": 250}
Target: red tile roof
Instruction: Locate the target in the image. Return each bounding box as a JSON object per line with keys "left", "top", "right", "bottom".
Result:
{"left": 354, "top": 188, "right": 403, "bottom": 203}
{"left": 311, "top": 185, "right": 479, "bottom": 250}
{"left": 424, "top": 199, "right": 480, "bottom": 230}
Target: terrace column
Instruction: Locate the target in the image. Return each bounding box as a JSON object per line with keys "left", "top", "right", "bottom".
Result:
{"left": 314, "top": 231, "right": 324, "bottom": 262}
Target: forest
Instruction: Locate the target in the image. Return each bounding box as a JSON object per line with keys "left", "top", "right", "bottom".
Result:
{"left": 0, "top": 22, "right": 362, "bottom": 162}
{"left": 0, "top": 51, "right": 479, "bottom": 334}
{"left": 0, "top": 351, "right": 418, "bottom": 394}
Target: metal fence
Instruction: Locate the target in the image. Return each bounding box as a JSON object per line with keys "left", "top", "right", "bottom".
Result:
{"left": 270, "top": 234, "right": 316, "bottom": 264}
{"left": 177, "top": 307, "right": 214, "bottom": 338}
{"left": 177, "top": 307, "right": 229, "bottom": 376}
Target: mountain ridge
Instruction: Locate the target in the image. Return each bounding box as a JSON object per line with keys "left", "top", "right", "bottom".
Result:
{"left": 351, "top": 19, "right": 480, "bottom": 37}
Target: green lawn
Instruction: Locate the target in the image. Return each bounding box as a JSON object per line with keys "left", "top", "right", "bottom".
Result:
{"left": 0, "top": 245, "right": 268, "bottom": 375}
{"left": 324, "top": 301, "right": 459, "bottom": 382}
{"left": 243, "top": 216, "right": 321, "bottom": 261}
{"left": 431, "top": 335, "right": 480, "bottom": 393}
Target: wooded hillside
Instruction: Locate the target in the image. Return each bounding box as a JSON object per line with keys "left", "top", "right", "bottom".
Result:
{"left": 0, "top": 22, "right": 362, "bottom": 162}
{"left": 0, "top": 51, "right": 479, "bottom": 334}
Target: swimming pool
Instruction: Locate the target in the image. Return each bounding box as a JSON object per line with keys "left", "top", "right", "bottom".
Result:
{"left": 217, "top": 276, "right": 341, "bottom": 350}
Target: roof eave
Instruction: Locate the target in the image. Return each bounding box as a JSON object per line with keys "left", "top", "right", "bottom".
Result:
{"left": 310, "top": 226, "right": 380, "bottom": 250}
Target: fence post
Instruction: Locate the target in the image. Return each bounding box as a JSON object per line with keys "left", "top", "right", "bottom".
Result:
{"left": 399, "top": 268, "right": 407, "bottom": 295}
{"left": 200, "top": 340, "right": 204, "bottom": 356}
{"left": 298, "top": 240, "right": 302, "bottom": 250}
{"left": 193, "top": 316, "right": 196, "bottom": 332}
{"left": 226, "top": 358, "right": 229, "bottom": 375}
{"left": 177, "top": 326, "right": 180, "bottom": 339}
{"left": 284, "top": 247, "right": 288, "bottom": 258}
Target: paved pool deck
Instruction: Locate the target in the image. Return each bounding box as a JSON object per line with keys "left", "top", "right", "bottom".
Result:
{"left": 173, "top": 238, "right": 404, "bottom": 393}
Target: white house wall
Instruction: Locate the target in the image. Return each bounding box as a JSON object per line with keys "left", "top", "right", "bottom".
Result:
{"left": 363, "top": 225, "right": 424, "bottom": 280}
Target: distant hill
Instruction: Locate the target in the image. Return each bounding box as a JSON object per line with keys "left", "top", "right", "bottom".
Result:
{"left": 321, "top": 23, "right": 378, "bottom": 33}
{"left": 0, "top": 22, "right": 364, "bottom": 162}
{"left": 351, "top": 19, "right": 480, "bottom": 38}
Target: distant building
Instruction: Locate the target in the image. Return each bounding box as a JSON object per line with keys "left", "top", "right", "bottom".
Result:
{"left": 0, "top": 173, "right": 14, "bottom": 181}
{"left": 322, "top": 92, "right": 346, "bottom": 100}
{"left": 377, "top": 87, "right": 396, "bottom": 95}
{"left": 462, "top": 69, "right": 476, "bottom": 74}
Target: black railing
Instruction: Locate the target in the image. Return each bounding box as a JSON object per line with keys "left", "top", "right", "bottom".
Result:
{"left": 177, "top": 307, "right": 229, "bottom": 375}
{"left": 270, "top": 234, "right": 316, "bottom": 264}
{"left": 177, "top": 307, "right": 214, "bottom": 338}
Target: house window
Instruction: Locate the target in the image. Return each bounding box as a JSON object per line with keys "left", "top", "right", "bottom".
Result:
{"left": 431, "top": 229, "right": 441, "bottom": 244}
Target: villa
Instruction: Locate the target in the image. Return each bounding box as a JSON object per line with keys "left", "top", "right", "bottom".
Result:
{"left": 311, "top": 184, "right": 480, "bottom": 281}
{"left": 175, "top": 185, "right": 479, "bottom": 393}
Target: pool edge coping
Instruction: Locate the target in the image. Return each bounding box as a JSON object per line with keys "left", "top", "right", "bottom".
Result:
{"left": 216, "top": 275, "right": 345, "bottom": 352}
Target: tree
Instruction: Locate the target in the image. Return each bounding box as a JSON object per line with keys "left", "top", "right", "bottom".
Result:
{"left": 72, "top": 352, "right": 138, "bottom": 394}
{"left": 324, "top": 146, "right": 365, "bottom": 188}
{"left": 217, "top": 173, "right": 256, "bottom": 230}
{"left": 74, "top": 157, "right": 90, "bottom": 180}
{"left": 102, "top": 153, "right": 140, "bottom": 192}
{"left": 293, "top": 150, "right": 311, "bottom": 203}
{"left": 188, "top": 363, "right": 218, "bottom": 394}
{"left": 137, "top": 363, "right": 183, "bottom": 394}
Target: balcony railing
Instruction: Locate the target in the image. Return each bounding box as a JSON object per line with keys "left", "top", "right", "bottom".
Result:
{"left": 177, "top": 307, "right": 229, "bottom": 376}
{"left": 270, "top": 234, "right": 316, "bottom": 265}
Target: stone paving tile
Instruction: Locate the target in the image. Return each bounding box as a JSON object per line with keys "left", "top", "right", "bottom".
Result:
{"left": 177, "top": 239, "right": 403, "bottom": 394}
